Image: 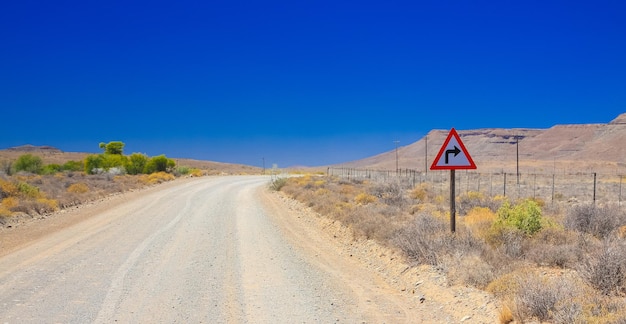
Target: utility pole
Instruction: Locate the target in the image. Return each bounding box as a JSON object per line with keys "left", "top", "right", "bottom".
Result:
{"left": 262, "top": 157, "right": 265, "bottom": 175}
{"left": 394, "top": 140, "right": 400, "bottom": 173}
{"left": 425, "top": 135, "right": 428, "bottom": 174}
{"left": 516, "top": 135, "right": 520, "bottom": 185}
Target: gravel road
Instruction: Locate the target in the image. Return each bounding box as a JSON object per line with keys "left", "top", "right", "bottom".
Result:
{"left": 0, "top": 176, "right": 423, "bottom": 323}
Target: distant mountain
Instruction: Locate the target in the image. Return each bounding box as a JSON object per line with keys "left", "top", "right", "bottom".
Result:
{"left": 6, "top": 145, "right": 63, "bottom": 153}
{"left": 339, "top": 113, "right": 626, "bottom": 173}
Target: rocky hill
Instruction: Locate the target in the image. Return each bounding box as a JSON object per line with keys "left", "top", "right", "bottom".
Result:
{"left": 341, "top": 113, "right": 626, "bottom": 173}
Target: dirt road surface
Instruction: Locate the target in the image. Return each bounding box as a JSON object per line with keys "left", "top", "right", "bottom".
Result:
{"left": 0, "top": 176, "right": 497, "bottom": 323}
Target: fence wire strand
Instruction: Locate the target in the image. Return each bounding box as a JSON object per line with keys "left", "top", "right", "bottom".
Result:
{"left": 328, "top": 167, "right": 624, "bottom": 206}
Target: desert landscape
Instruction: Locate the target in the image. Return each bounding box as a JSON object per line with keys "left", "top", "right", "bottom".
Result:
{"left": 1, "top": 114, "right": 625, "bottom": 323}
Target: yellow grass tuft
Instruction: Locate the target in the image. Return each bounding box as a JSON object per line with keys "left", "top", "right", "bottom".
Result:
{"left": 1, "top": 196, "right": 19, "bottom": 209}
{"left": 464, "top": 206, "right": 496, "bottom": 238}
{"left": 410, "top": 183, "right": 429, "bottom": 201}
{"left": 140, "top": 172, "right": 175, "bottom": 184}
{"left": 0, "top": 179, "right": 18, "bottom": 197}
{"left": 498, "top": 304, "right": 514, "bottom": 324}
{"left": 66, "top": 183, "right": 90, "bottom": 194}
{"left": 189, "top": 168, "right": 204, "bottom": 177}
{"left": 315, "top": 188, "right": 330, "bottom": 196}
{"left": 36, "top": 198, "right": 58, "bottom": 212}
{"left": 354, "top": 192, "right": 377, "bottom": 205}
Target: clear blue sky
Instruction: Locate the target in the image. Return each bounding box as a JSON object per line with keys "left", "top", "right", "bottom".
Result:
{"left": 1, "top": 1, "right": 624, "bottom": 167}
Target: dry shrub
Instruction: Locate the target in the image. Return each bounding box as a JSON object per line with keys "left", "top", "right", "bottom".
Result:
{"left": 565, "top": 203, "right": 626, "bottom": 239}
{"left": 11, "top": 197, "right": 58, "bottom": 215}
{"left": 447, "top": 254, "right": 495, "bottom": 289}
{"left": 346, "top": 204, "right": 405, "bottom": 241}
{"left": 490, "top": 268, "right": 626, "bottom": 324}
{"left": 457, "top": 191, "right": 485, "bottom": 215}
{"left": 578, "top": 237, "right": 626, "bottom": 296}
{"left": 369, "top": 182, "right": 405, "bottom": 206}
{"left": 66, "top": 183, "right": 89, "bottom": 194}
{"left": 512, "top": 273, "right": 581, "bottom": 322}
{"left": 525, "top": 227, "right": 582, "bottom": 268}
{"left": 409, "top": 183, "right": 429, "bottom": 202}
{"left": 0, "top": 178, "right": 18, "bottom": 198}
{"left": 354, "top": 192, "right": 377, "bottom": 205}
{"left": 392, "top": 213, "right": 483, "bottom": 267}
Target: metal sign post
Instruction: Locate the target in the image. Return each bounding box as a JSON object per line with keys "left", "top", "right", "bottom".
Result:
{"left": 430, "top": 128, "right": 476, "bottom": 233}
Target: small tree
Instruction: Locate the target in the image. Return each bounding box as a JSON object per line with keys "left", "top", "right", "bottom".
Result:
{"left": 99, "top": 141, "right": 125, "bottom": 155}
{"left": 13, "top": 154, "right": 43, "bottom": 174}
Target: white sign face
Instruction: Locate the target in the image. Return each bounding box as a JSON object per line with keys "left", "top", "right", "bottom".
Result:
{"left": 430, "top": 128, "right": 476, "bottom": 170}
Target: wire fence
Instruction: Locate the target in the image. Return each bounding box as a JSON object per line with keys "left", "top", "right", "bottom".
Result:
{"left": 327, "top": 167, "right": 625, "bottom": 207}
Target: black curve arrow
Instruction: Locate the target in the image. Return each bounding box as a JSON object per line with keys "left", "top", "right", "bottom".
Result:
{"left": 445, "top": 146, "right": 461, "bottom": 164}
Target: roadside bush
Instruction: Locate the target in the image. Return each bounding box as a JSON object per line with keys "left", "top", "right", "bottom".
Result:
{"left": 126, "top": 153, "right": 148, "bottom": 175}
{"left": 13, "top": 154, "right": 43, "bottom": 174}
{"left": 449, "top": 254, "right": 495, "bottom": 289}
{"left": 565, "top": 203, "right": 625, "bottom": 239}
{"left": 145, "top": 155, "right": 175, "bottom": 173}
{"left": 101, "top": 154, "right": 127, "bottom": 170}
{"left": 269, "top": 177, "right": 288, "bottom": 191}
{"left": 393, "top": 213, "right": 482, "bottom": 267}
{"left": 578, "top": 238, "right": 626, "bottom": 296}
{"left": 512, "top": 272, "right": 583, "bottom": 323}
{"left": 526, "top": 228, "right": 581, "bottom": 268}
{"left": 493, "top": 199, "right": 544, "bottom": 236}
{"left": 84, "top": 154, "right": 104, "bottom": 174}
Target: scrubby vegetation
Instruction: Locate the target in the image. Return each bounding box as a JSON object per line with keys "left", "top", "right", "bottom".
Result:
{"left": 278, "top": 174, "right": 626, "bottom": 323}
{"left": 0, "top": 141, "right": 205, "bottom": 223}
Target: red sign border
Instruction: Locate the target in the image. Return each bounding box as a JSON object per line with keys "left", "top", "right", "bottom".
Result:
{"left": 430, "top": 128, "right": 477, "bottom": 170}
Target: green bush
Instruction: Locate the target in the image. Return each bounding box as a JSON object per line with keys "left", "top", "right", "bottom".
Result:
{"left": 62, "top": 160, "right": 83, "bottom": 172}
{"left": 84, "top": 154, "right": 104, "bottom": 174}
{"left": 41, "top": 164, "right": 62, "bottom": 175}
{"left": 126, "top": 153, "right": 148, "bottom": 175}
{"left": 145, "top": 155, "right": 175, "bottom": 173}
{"left": 493, "top": 200, "right": 543, "bottom": 236}
{"left": 16, "top": 182, "right": 41, "bottom": 198}
{"left": 101, "top": 154, "right": 127, "bottom": 170}
{"left": 176, "top": 166, "right": 191, "bottom": 175}
{"left": 13, "top": 154, "right": 43, "bottom": 174}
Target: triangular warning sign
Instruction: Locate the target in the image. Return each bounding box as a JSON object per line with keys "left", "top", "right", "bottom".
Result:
{"left": 430, "top": 128, "right": 477, "bottom": 170}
